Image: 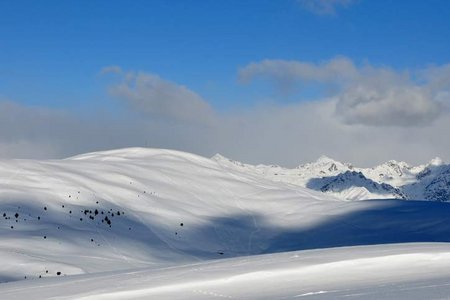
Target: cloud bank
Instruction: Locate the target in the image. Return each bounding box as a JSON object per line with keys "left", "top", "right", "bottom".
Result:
{"left": 239, "top": 57, "right": 449, "bottom": 126}
{"left": 1, "top": 58, "right": 450, "bottom": 167}
{"left": 110, "top": 71, "right": 215, "bottom": 124}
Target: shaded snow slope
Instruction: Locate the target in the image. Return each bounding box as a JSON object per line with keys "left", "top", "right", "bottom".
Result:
{"left": 1, "top": 148, "right": 450, "bottom": 284}
{"left": 0, "top": 147, "right": 345, "bottom": 282}
{"left": 2, "top": 243, "right": 450, "bottom": 299}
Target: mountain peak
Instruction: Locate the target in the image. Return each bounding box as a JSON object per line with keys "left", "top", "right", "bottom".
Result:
{"left": 383, "top": 160, "right": 411, "bottom": 169}
{"left": 315, "top": 155, "right": 340, "bottom": 165}
{"left": 211, "top": 153, "right": 228, "bottom": 161}
{"left": 429, "top": 157, "right": 444, "bottom": 166}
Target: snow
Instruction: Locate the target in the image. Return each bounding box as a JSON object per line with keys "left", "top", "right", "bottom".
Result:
{"left": 2, "top": 243, "right": 450, "bottom": 299}
{"left": 213, "top": 153, "right": 450, "bottom": 201}
{"left": 430, "top": 157, "right": 444, "bottom": 166}
{"left": 1, "top": 147, "right": 450, "bottom": 298}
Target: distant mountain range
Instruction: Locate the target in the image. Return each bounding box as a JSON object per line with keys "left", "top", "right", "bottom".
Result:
{"left": 212, "top": 154, "right": 450, "bottom": 201}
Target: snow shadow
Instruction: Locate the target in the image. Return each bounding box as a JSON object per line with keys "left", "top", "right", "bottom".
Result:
{"left": 2, "top": 195, "right": 450, "bottom": 280}
{"left": 262, "top": 199, "right": 450, "bottom": 253}
{"left": 190, "top": 200, "right": 450, "bottom": 256}
{"left": 0, "top": 197, "right": 188, "bottom": 266}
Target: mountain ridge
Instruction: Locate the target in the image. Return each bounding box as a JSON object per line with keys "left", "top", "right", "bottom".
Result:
{"left": 212, "top": 153, "right": 449, "bottom": 201}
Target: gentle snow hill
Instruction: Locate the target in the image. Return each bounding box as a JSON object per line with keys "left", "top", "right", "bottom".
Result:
{"left": 1, "top": 148, "right": 450, "bottom": 284}
{"left": 212, "top": 154, "right": 450, "bottom": 201}
{"left": 2, "top": 243, "right": 450, "bottom": 299}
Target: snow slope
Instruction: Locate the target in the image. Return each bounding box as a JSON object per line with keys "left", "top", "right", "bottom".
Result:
{"left": 2, "top": 243, "right": 450, "bottom": 299}
{"left": 1, "top": 147, "right": 450, "bottom": 298}
{"left": 0, "top": 147, "right": 351, "bottom": 281}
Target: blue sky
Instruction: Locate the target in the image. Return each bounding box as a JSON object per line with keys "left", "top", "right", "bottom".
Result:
{"left": 1, "top": 0, "right": 450, "bottom": 165}
{"left": 2, "top": 0, "right": 449, "bottom": 109}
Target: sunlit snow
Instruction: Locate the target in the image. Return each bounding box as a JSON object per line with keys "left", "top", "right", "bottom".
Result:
{"left": 0, "top": 148, "right": 450, "bottom": 299}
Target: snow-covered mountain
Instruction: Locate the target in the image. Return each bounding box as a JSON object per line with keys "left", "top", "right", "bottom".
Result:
{"left": 2, "top": 147, "right": 450, "bottom": 298}
{"left": 212, "top": 154, "right": 450, "bottom": 201}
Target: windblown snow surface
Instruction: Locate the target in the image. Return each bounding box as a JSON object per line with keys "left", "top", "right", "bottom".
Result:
{"left": 1, "top": 148, "right": 450, "bottom": 299}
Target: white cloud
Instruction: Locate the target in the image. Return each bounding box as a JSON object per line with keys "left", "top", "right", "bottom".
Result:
{"left": 239, "top": 57, "right": 448, "bottom": 127}
{"left": 2, "top": 93, "right": 450, "bottom": 167}
{"left": 110, "top": 72, "right": 215, "bottom": 124}
{"left": 238, "top": 57, "right": 357, "bottom": 90}
{"left": 420, "top": 63, "right": 450, "bottom": 90}
{"left": 298, "top": 0, "right": 356, "bottom": 15}
{"left": 336, "top": 85, "right": 440, "bottom": 126}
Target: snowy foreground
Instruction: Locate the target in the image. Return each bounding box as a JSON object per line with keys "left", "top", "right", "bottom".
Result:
{"left": 3, "top": 243, "right": 450, "bottom": 299}
{"left": 1, "top": 148, "right": 450, "bottom": 299}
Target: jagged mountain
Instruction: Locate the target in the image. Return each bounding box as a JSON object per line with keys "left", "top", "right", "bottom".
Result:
{"left": 212, "top": 154, "right": 450, "bottom": 201}
{"left": 308, "top": 171, "right": 406, "bottom": 200}
{"left": 404, "top": 162, "right": 450, "bottom": 201}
